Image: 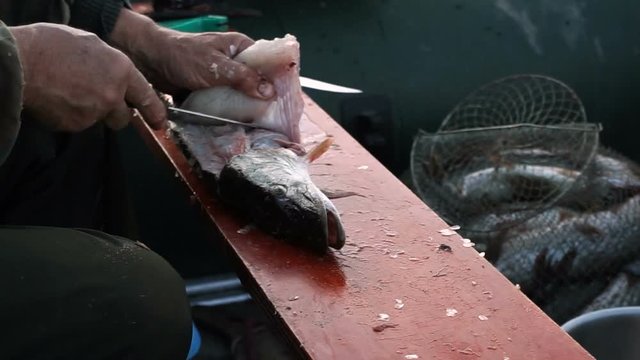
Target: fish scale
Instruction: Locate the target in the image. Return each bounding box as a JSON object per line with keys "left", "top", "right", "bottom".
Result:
{"left": 495, "top": 194, "right": 640, "bottom": 290}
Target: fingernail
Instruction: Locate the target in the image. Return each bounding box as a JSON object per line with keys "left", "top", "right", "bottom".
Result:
{"left": 258, "top": 80, "right": 275, "bottom": 99}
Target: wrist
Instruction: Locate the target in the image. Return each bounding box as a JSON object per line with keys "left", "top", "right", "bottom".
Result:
{"left": 110, "top": 8, "right": 171, "bottom": 67}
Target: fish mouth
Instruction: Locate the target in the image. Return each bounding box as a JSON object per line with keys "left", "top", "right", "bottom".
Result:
{"left": 322, "top": 197, "right": 346, "bottom": 250}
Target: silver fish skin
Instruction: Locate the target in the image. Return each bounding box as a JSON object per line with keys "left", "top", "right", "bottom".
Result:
{"left": 560, "top": 149, "right": 640, "bottom": 211}
{"left": 494, "top": 195, "right": 640, "bottom": 290}
{"left": 457, "top": 164, "right": 580, "bottom": 203}
{"left": 580, "top": 271, "right": 640, "bottom": 314}
{"left": 462, "top": 207, "right": 577, "bottom": 260}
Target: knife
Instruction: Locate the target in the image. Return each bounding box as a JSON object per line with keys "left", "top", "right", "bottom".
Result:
{"left": 167, "top": 107, "right": 266, "bottom": 128}
{"left": 300, "top": 76, "right": 362, "bottom": 94}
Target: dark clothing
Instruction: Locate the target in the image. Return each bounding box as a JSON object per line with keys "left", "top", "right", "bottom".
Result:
{"left": 0, "top": 0, "right": 130, "bottom": 40}
{"left": 0, "top": 226, "right": 192, "bottom": 360}
{"left": 0, "top": 119, "right": 108, "bottom": 228}
{"left": 0, "top": 2, "right": 193, "bottom": 359}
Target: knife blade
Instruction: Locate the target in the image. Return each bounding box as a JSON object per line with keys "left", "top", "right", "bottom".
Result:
{"left": 167, "top": 107, "right": 266, "bottom": 129}
{"left": 300, "top": 76, "right": 362, "bottom": 93}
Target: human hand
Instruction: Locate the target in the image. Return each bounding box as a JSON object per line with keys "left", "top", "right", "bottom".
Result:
{"left": 110, "top": 10, "right": 274, "bottom": 100}
{"left": 11, "top": 23, "right": 167, "bottom": 131}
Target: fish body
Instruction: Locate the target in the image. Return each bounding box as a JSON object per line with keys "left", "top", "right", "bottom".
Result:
{"left": 560, "top": 148, "right": 640, "bottom": 211}
{"left": 581, "top": 271, "right": 640, "bottom": 313}
{"left": 495, "top": 194, "right": 640, "bottom": 290}
{"left": 453, "top": 164, "right": 581, "bottom": 214}
{"left": 542, "top": 277, "right": 609, "bottom": 324}
{"left": 171, "top": 34, "right": 345, "bottom": 253}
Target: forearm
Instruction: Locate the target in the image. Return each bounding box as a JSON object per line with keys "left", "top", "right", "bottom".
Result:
{"left": 109, "top": 9, "right": 165, "bottom": 67}
{"left": 0, "top": 22, "right": 24, "bottom": 166}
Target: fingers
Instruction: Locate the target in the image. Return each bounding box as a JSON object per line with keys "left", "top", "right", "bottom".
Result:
{"left": 103, "top": 102, "right": 135, "bottom": 130}
{"left": 124, "top": 67, "right": 168, "bottom": 130}
{"left": 212, "top": 56, "right": 275, "bottom": 100}
{"left": 214, "top": 32, "right": 255, "bottom": 57}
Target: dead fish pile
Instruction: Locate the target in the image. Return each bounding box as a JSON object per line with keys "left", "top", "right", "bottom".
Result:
{"left": 413, "top": 130, "right": 640, "bottom": 323}
{"left": 463, "top": 148, "right": 640, "bottom": 323}
{"left": 169, "top": 34, "right": 345, "bottom": 254}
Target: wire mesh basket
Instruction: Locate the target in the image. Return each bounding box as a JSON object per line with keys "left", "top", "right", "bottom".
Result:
{"left": 411, "top": 74, "right": 640, "bottom": 324}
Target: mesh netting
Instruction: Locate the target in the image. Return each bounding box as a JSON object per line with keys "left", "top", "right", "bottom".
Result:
{"left": 411, "top": 74, "right": 640, "bottom": 324}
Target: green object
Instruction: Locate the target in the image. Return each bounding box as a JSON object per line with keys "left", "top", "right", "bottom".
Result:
{"left": 158, "top": 15, "right": 228, "bottom": 33}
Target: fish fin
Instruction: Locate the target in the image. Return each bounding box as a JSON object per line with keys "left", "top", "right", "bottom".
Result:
{"left": 321, "top": 188, "right": 365, "bottom": 199}
{"left": 304, "top": 137, "right": 334, "bottom": 163}
{"left": 271, "top": 73, "right": 304, "bottom": 143}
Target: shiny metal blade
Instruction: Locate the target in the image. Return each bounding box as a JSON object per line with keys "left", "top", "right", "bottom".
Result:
{"left": 300, "top": 76, "right": 362, "bottom": 93}
{"left": 168, "top": 107, "right": 264, "bottom": 129}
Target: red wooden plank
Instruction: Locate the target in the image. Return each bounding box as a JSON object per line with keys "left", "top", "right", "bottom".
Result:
{"left": 132, "top": 95, "right": 594, "bottom": 360}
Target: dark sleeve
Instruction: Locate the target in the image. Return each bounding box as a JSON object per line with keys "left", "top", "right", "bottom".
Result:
{"left": 69, "top": 0, "right": 132, "bottom": 40}
{"left": 0, "top": 1, "right": 131, "bottom": 40}
{"left": 0, "top": 21, "right": 23, "bottom": 166}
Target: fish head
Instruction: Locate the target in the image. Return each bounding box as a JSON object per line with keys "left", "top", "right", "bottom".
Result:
{"left": 218, "top": 146, "right": 345, "bottom": 254}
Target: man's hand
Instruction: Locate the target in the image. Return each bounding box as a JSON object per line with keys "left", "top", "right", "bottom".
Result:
{"left": 10, "top": 23, "right": 167, "bottom": 131}
{"left": 110, "top": 10, "right": 274, "bottom": 100}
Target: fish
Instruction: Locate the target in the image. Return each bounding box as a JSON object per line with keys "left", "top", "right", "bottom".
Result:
{"left": 559, "top": 148, "right": 640, "bottom": 211}
{"left": 542, "top": 277, "right": 609, "bottom": 324}
{"left": 494, "top": 194, "right": 640, "bottom": 291}
{"left": 462, "top": 206, "right": 578, "bottom": 261}
{"left": 580, "top": 271, "right": 640, "bottom": 314}
{"left": 453, "top": 164, "right": 581, "bottom": 209}
{"left": 169, "top": 34, "right": 346, "bottom": 253}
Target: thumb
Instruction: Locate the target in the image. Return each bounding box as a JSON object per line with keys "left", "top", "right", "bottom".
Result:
{"left": 210, "top": 56, "right": 275, "bottom": 100}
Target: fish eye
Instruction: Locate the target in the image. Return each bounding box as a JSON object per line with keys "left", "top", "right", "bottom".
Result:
{"left": 272, "top": 185, "right": 288, "bottom": 197}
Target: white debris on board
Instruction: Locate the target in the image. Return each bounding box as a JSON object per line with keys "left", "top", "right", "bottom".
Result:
{"left": 288, "top": 296, "right": 300, "bottom": 301}
{"left": 357, "top": 165, "right": 369, "bottom": 170}
{"left": 446, "top": 308, "right": 458, "bottom": 317}
{"left": 378, "top": 313, "right": 390, "bottom": 321}
{"left": 515, "top": 284, "right": 521, "bottom": 290}
{"left": 405, "top": 355, "right": 419, "bottom": 360}
{"left": 237, "top": 224, "right": 255, "bottom": 234}
{"left": 385, "top": 230, "right": 398, "bottom": 237}
{"left": 479, "top": 252, "right": 486, "bottom": 257}
{"left": 394, "top": 299, "right": 405, "bottom": 310}
{"left": 450, "top": 225, "right": 461, "bottom": 230}
{"left": 438, "top": 228, "right": 457, "bottom": 236}
{"left": 390, "top": 254, "right": 398, "bottom": 259}
{"left": 463, "top": 242, "right": 476, "bottom": 248}
{"left": 478, "top": 315, "right": 489, "bottom": 321}
{"left": 471, "top": 281, "right": 478, "bottom": 286}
